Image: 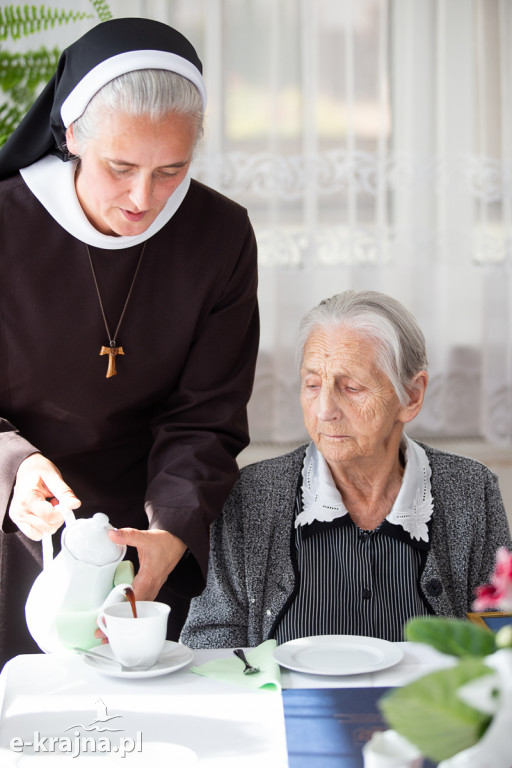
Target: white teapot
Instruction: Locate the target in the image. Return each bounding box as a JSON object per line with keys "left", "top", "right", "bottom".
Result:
{"left": 25, "top": 510, "right": 133, "bottom": 653}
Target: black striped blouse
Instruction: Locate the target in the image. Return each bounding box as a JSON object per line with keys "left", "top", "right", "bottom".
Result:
{"left": 273, "top": 486, "right": 432, "bottom": 644}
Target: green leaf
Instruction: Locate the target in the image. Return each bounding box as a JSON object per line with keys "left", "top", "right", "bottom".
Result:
{"left": 0, "top": 6, "right": 94, "bottom": 42}
{"left": 0, "top": 101, "right": 23, "bottom": 146}
{"left": 405, "top": 617, "right": 496, "bottom": 657}
{"left": 0, "top": 2, "right": 113, "bottom": 145}
{"left": 379, "top": 658, "right": 493, "bottom": 762}
{"left": 0, "top": 47, "right": 60, "bottom": 94}
{"left": 89, "top": 1, "right": 113, "bottom": 22}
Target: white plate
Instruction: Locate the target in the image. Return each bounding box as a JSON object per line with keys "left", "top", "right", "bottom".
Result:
{"left": 273, "top": 635, "right": 404, "bottom": 675}
{"left": 81, "top": 640, "right": 194, "bottom": 679}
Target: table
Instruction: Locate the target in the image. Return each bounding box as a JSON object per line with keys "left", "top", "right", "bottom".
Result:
{"left": 0, "top": 642, "right": 454, "bottom": 766}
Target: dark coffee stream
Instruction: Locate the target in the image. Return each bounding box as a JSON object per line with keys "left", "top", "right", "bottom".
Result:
{"left": 123, "top": 586, "right": 137, "bottom": 618}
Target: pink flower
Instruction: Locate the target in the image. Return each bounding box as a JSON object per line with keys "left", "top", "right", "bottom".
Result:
{"left": 473, "top": 547, "right": 512, "bottom": 611}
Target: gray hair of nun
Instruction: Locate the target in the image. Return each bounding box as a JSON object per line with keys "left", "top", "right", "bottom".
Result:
{"left": 296, "top": 290, "right": 428, "bottom": 406}
{"left": 69, "top": 69, "right": 204, "bottom": 153}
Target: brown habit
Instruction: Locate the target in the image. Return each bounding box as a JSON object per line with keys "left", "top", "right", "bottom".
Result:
{"left": 0, "top": 174, "right": 259, "bottom": 667}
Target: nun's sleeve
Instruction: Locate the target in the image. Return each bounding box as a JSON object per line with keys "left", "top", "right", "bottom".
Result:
{"left": 0, "top": 419, "right": 40, "bottom": 527}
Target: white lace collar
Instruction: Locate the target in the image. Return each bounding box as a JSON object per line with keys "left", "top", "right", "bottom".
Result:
{"left": 20, "top": 154, "right": 190, "bottom": 250}
{"left": 296, "top": 434, "right": 434, "bottom": 542}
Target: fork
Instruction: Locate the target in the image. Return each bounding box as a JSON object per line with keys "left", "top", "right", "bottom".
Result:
{"left": 233, "top": 648, "right": 260, "bottom": 674}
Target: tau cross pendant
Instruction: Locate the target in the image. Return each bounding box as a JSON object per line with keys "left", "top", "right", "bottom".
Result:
{"left": 100, "top": 345, "right": 124, "bottom": 378}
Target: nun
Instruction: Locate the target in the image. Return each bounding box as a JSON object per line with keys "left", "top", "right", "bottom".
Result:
{"left": 0, "top": 17, "right": 259, "bottom": 667}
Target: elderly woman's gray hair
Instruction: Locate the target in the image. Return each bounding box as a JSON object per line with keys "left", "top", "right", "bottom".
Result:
{"left": 297, "top": 290, "right": 428, "bottom": 406}
{"left": 70, "top": 69, "right": 204, "bottom": 154}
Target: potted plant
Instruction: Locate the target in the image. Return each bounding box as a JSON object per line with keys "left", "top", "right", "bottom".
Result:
{"left": 0, "top": 1, "right": 112, "bottom": 146}
{"left": 367, "top": 547, "right": 512, "bottom": 767}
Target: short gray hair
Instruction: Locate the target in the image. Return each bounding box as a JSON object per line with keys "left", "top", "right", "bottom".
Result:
{"left": 297, "top": 290, "right": 428, "bottom": 406}
{"left": 70, "top": 69, "right": 204, "bottom": 153}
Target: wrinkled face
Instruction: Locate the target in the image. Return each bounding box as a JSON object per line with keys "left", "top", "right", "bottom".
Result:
{"left": 300, "top": 326, "right": 407, "bottom": 467}
{"left": 66, "top": 110, "right": 197, "bottom": 236}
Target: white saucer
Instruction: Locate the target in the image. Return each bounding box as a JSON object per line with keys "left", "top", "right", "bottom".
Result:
{"left": 273, "top": 635, "right": 404, "bottom": 675}
{"left": 81, "top": 640, "right": 194, "bottom": 678}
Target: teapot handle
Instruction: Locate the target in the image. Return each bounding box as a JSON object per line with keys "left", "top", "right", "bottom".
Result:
{"left": 60, "top": 506, "right": 77, "bottom": 527}
{"left": 41, "top": 506, "right": 77, "bottom": 570}
{"left": 42, "top": 532, "right": 54, "bottom": 570}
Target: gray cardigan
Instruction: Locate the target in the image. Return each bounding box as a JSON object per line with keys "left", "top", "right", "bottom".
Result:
{"left": 181, "top": 442, "right": 512, "bottom": 649}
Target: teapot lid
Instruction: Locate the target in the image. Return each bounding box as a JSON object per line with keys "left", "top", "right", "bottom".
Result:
{"left": 63, "top": 513, "right": 124, "bottom": 565}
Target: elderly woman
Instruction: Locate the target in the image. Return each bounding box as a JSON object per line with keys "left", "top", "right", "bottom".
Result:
{"left": 181, "top": 290, "right": 511, "bottom": 647}
{"left": 0, "top": 18, "right": 258, "bottom": 667}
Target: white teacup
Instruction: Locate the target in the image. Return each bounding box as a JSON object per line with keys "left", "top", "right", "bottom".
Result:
{"left": 97, "top": 601, "right": 170, "bottom": 668}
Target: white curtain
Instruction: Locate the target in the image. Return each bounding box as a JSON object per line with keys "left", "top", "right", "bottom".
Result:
{"left": 7, "top": 0, "right": 512, "bottom": 445}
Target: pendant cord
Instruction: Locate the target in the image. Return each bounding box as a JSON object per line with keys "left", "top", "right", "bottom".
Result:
{"left": 86, "top": 242, "right": 147, "bottom": 347}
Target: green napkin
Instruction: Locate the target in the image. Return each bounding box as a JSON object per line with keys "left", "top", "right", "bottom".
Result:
{"left": 190, "top": 639, "right": 281, "bottom": 692}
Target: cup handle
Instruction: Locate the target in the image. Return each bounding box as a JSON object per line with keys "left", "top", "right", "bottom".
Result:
{"left": 97, "top": 611, "right": 109, "bottom": 638}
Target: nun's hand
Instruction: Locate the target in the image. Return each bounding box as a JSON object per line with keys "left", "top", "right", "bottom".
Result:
{"left": 107, "top": 528, "right": 187, "bottom": 601}
{"left": 9, "top": 453, "right": 81, "bottom": 540}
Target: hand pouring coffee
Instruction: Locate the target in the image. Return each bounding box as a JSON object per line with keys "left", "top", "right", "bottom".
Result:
{"left": 25, "top": 510, "right": 134, "bottom": 653}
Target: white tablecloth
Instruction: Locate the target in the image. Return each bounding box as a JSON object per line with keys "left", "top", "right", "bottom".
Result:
{"left": 0, "top": 642, "right": 453, "bottom": 766}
